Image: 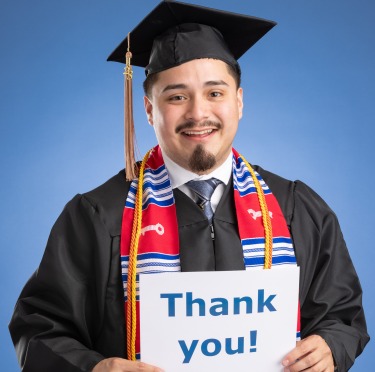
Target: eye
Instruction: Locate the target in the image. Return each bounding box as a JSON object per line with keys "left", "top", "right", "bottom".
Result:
{"left": 209, "top": 91, "right": 223, "bottom": 98}
{"left": 168, "top": 95, "right": 186, "bottom": 101}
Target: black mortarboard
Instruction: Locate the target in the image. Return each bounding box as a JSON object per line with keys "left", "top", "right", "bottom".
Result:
{"left": 107, "top": 0, "right": 276, "bottom": 75}
{"left": 109, "top": 1, "right": 276, "bottom": 180}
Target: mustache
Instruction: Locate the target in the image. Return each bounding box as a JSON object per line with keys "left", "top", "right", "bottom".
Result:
{"left": 175, "top": 120, "right": 222, "bottom": 134}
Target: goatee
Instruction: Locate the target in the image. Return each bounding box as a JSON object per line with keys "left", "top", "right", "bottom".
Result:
{"left": 188, "top": 145, "right": 216, "bottom": 173}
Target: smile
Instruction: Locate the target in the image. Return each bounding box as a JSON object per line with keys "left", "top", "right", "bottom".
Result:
{"left": 182, "top": 129, "right": 215, "bottom": 136}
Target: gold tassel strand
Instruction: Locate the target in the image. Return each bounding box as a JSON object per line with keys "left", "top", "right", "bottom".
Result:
{"left": 240, "top": 155, "right": 273, "bottom": 269}
{"left": 124, "top": 33, "right": 138, "bottom": 180}
{"left": 126, "top": 149, "right": 152, "bottom": 360}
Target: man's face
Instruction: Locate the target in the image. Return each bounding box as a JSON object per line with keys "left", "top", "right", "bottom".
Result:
{"left": 144, "top": 59, "right": 243, "bottom": 174}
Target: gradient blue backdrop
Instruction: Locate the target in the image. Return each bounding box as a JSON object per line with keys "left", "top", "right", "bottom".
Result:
{"left": 1, "top": 0, "right": 373, "bottom": 370}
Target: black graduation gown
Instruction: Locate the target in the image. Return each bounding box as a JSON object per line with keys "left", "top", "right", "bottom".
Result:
{"left": 9, "top": 166, "right": 369, "bottom": 372}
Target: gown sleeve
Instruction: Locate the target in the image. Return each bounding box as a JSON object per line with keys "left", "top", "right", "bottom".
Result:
{"left": 291, "top": 181, "right": 370, "bottom": 371}
{"left": 8, "top": 194, "right": 114, "bottom": 372}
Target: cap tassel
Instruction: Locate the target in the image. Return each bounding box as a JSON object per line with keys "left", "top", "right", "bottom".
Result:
{"left": 124, "top": 33, "right": 138, "bottom": 180}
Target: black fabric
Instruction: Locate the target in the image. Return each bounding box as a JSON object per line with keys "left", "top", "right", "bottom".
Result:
{"left": 9, "top": 167, "right": 369, "bottom": 371}
{"left": 175, "top": 177, "right": 244, "bottom": 271}
{"left": 146, "top": 23, "right": 240, "bottom": 76}
{"left": 107, "top": 1, "right": 275, "bottom": 75}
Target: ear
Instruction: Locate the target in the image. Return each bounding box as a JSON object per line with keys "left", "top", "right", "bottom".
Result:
{"left": 144, "top": 96, "right": 154, "bottom": 125}
{"left": 237, "top": 87, "right": 244, "bottom": 120}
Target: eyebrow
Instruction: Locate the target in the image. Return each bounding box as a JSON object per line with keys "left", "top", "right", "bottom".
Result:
{"left": 161, "top": 80, "right": 229, "bottom": 93}
{"left": 205, "top": 80, "right": 229, "bottom": 87}
{"left": 162, "top": 83, "right": 188, "bottom": 93}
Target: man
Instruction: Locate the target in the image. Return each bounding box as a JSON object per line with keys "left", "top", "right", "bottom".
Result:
{"left": 9, "top": 1, "right": 369, "bottom": 371}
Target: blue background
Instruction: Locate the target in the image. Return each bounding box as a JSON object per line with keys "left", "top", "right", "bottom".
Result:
{"left": 1, "top": 0, "right": 373, "bottom": 370}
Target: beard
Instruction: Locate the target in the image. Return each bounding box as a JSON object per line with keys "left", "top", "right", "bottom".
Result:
{"left": 176, "top": 120, "right": 221, "bottom": 173}
{"left": 188, "top": 144, "right": 216, "bottom": 173}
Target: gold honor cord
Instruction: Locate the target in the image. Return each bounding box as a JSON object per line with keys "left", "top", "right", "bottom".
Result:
{"left": 126, "top": 149, "right": 152, "bottom": 360}
{"left": 239, "top": 154, "right": 273, "bottom": 269}
{"left": 126, "top": 150, "right": 273, "bottom": 358}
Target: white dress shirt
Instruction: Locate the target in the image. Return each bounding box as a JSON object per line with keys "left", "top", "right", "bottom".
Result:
{"left": 162, "top": 151, "right": 233, "bottom": 213}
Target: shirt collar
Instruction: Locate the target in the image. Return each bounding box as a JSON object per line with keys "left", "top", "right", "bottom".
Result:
{"left": 162, "top": 150, "right": 233, "bottom": 190}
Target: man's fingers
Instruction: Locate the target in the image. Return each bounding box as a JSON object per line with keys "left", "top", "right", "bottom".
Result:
{"left": 284, "top": 359, "right": 331, "bottom": 372}
{"left": 283, "top": 335, "right": 326, "bottom": 362}
{"left": 284, "top": 350, "right": 321, "bottom": 371}
{"left": 282, "top": 335, "right": 334, "bottom": 372}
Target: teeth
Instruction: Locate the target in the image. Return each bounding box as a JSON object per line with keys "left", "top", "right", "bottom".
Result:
{"left": 184, "top": 129, "right": 213, "bottom": 136}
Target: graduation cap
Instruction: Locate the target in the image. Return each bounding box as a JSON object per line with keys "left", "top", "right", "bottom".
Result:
{"left": 108, "top": 0, "right": 276, "bottom": 180}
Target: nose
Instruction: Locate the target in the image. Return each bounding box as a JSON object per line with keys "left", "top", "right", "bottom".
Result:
{"left": 184, "top": 96, "right": 209, "bottom": 123}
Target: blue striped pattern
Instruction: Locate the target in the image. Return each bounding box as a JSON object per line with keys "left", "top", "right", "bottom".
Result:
{"left": 122, "top": 151, "right": 299, "bottom": 350}
{"left": 121, "top": 253, "right": 180, "bottom": 300}
{"left": 243, "top": 237, "right": 296, "bottom": 268}
{"left": 125, "top": 164, "right": 175, "bottom": 209}
{"left": 233, "top": 156, "right": 271, "bottom": 197}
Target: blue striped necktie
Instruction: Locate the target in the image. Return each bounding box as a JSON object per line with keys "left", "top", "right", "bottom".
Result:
{"left": 186, "top": 178, "right": 222, "bottom": 223}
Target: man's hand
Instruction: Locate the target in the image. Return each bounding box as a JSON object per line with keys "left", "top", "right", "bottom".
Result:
{"left": 92, "top": 358, "right": 164, "bottom": 372}
{"left": 282, "top": 335, "right": 334, "bottom": 372}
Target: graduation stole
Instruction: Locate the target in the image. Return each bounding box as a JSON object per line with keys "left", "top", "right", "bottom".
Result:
{"left": 120, "top": 145, "right": 299, "bottom": 360}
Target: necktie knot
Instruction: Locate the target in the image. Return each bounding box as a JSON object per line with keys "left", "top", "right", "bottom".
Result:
{"left": 186, "top": 178, "right": 221, "bottom": 222}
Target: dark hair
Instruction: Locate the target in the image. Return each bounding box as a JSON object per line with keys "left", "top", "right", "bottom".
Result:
{"left": 143, "top": 60, "right": 241, "bottom": 97}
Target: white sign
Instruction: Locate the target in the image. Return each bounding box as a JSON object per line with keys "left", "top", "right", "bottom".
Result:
{"left": 140, "top": 266, "right": 299, "bottom": 372}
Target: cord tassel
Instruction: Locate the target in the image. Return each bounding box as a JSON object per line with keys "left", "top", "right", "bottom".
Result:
{"left": 124, "top": 33, "right": 138, "bottom": 180}
{"left": 126, "top": 149, "right": 151, "bottom": 360}
{"left": 240, "top": 154, "right": 273, "bottom": 269}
